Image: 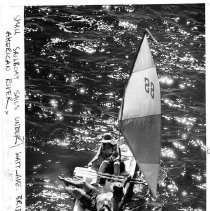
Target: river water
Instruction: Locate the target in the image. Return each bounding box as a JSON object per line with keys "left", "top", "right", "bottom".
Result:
{"left": 25, "top": 4, "right": 206, "bottom": 211}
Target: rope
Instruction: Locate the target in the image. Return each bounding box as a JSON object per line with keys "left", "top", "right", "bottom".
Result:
{"left": 145, "top": 28, "right": 159, "bottom": 45}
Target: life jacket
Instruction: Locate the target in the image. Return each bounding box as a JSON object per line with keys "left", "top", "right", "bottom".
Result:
{"left": 101, "top": 144, "right": 118, "bottom": 159}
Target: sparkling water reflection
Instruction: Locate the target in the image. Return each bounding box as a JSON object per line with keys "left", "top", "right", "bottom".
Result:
{"left": 25, "top": 4, "right": 205, "bottom": 211}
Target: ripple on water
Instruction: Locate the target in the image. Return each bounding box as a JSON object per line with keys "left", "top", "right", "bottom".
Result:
{"left": 25, "top": 4, "right": 205, "bottom": 211}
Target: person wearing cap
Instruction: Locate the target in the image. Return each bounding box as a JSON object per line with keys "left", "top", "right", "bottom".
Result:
{"left": 88, "top": 133, "right": 123, "bottom": 178}
{"left": 58, "top": 176, "right": 126, "bottom": 211}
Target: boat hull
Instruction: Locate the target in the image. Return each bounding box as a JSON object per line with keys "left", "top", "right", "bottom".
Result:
{"left": 73, "top": 143, "right": 136, "bottom": 211}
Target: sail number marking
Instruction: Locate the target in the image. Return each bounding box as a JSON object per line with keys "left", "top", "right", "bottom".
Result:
{"left": 144, "top": 77, "right": 154, "bottom": 98}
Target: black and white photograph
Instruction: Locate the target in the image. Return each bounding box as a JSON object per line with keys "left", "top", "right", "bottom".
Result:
{"left": 0, "top": 2, "right": 207, "bottom": 211}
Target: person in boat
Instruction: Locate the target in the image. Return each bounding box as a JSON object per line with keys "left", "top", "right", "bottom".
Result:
{"left": 58, "top": 176, "right": 127, "bottom": 211}
{"left": 88, "top": 133, "right": 124, "bottom": 177}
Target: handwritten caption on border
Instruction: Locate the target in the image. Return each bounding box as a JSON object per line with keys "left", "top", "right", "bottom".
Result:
{"left": 1, "top": 7, "right": 25, "bottom": 211}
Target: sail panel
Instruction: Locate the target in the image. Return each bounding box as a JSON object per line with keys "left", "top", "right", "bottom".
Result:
{"left": 121, "top": 67, "right": 161, "bottom": 121}
{"left": 140, "top": 163, "right": 160, "bottom": 197}
{"left": 133, "top": 34, "right": 155, "bottom": 72}
{"left": 120, "top": 114, "right": 161, "bottom": 164}
{"left": 120, "top": 114, "right": 161, "bottom": 196}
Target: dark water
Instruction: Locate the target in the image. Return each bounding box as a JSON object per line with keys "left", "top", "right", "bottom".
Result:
{"left": 25, "top": 4, "right": 206, "bottom": 211}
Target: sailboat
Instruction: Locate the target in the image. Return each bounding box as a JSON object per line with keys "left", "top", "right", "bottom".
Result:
{"left": 73, "top": 30, "right": 161, "bottom": 210}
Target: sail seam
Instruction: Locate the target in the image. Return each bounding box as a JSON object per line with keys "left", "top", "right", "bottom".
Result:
{"left": 132, "top": 65, "right": 156, "bottom": 73}
{"left": 120, "top": 113, "right": 161, "bottom": 122}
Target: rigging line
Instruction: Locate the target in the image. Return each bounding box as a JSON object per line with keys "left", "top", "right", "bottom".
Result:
{"left": 145, "top": 28, "right": 159, "bottom": 45}
{"left": 145, "top": 28, "right": 169, "bottom": 54}
{"left": 145, "top": 28, "right": 179, "bottom": 55}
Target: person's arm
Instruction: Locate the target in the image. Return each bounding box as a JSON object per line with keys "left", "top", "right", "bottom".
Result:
{"left": 112, "top": 145, "right": 121, "bottom": 161}
{"left": 58, "top": 176, "right": 72, "bottom": 186}
{"left": 88, "top": 145, "right": 102, "bottom": 166}
{"left": 113, "top": 198, "right": 119, "bottom": 211}
{"left": 58, "top": 176, "right": 93, "bottom": 190}
{"left": 112, "top": 182, "right": 124, "bottom": 211}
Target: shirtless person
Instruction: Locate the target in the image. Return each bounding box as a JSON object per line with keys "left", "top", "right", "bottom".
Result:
{"left": 58, "top": 176, "right": 126, "bottom": 211}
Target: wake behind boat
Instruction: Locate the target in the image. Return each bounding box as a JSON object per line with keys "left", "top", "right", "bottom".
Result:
{"left": 72, "top": 30, "right": 161, "bottom": 211}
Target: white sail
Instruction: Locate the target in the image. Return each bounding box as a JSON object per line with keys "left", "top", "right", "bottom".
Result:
{"left": 119, "top": 33, "right": 161, "bottom": 197}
